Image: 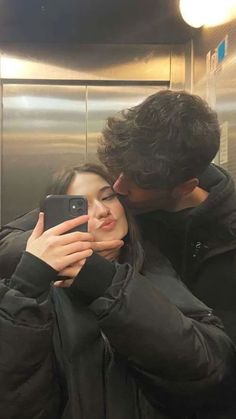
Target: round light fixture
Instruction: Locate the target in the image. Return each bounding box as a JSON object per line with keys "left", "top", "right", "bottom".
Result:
{"left": 179, "top": 0, "right": 205, "bottom": 28}
{"left": 179, "top": 0, "right": 236, "bottom": 28}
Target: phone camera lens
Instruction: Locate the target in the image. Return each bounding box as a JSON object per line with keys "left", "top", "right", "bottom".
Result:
{"left": 75, "top": 198, "right": 84, "bottom": 207}
{"left": 69, "top": 198, "right": 84, "bottom": 215}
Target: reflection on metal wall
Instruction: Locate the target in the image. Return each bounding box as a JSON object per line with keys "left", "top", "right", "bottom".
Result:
{"left": 214, "top": 41, "right": 236, "bottom": 179}
{"left": 87, "top": 85, "right": 166, "bottom": 162}
{"left": 0, "top": 44, "right": 176, "bottom": 225}
{"left": 1, "top": 83, "right": 168, "bottom": 224}
{"left": 193, "top": 21, "right": 236, "bottom": 182}
{"left": 2, "top": 84, "right": 86, "bottom": 224}
{"left": 170, "top": 44, "right": 186, "bottom": 91}
{"left": 0, "top": 44, "right": 170, "bottom": 81}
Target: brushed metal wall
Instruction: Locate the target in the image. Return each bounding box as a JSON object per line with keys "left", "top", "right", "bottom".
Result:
{"left": 0, "top": 43, "right": 192, "bottom": 224}
{"left": 0, "top": 44, "right": 176, "bottom": 224}
{"left": 0, "top": 44, "right": 171, "bottom": 81}
{"left": 192, "top": 20, "right": 236, "bottom": 180}
{"left": 2, "top": 84, "right": 87, "bottom": 223}
{"left": 1, "top": 83, "right": 168, "bottom": 224}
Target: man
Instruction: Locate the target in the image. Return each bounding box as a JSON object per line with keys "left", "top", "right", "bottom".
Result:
{"left": 98, "top": 89, "right": 236, "bottom": 343}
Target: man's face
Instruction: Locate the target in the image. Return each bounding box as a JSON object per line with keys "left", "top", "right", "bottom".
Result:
{"left": 113, "top": 173, "right": 175, "bottom": 213}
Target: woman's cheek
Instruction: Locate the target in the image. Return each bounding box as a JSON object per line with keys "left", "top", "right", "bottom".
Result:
{"left": 88, "top": 218, "right": 101, "bottom": 233}
{"left": 122, "top": 216, "right": 129, "bottom": 237}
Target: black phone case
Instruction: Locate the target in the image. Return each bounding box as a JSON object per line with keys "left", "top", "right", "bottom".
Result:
{"left": 42, "top": 195, "right": 88, "bottom": 233}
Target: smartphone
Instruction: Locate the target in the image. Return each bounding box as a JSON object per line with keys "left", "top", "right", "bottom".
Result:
{"left": 42, "top": 195, "right": 88, "bottom": 233}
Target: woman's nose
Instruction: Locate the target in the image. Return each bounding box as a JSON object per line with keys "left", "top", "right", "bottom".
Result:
{"left": 93, "top": 201, "right": 110, "bottom": 219}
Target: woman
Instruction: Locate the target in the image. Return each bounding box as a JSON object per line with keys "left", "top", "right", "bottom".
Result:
{"left": 44, "top": 163, "right": 144, "bottom": 287}
{"left": 0, "top": 164, "right": 235, "bottom": 419}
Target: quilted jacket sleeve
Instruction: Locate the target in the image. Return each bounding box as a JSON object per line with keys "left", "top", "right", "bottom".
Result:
{"left": 74, "top": 252, "right": 236, "bottom": 411}
{"left": 0, "top": 209, "right": 38, "bottom": 278}
{"left": 0, "top": 252, "right": 61, "bottom": 419}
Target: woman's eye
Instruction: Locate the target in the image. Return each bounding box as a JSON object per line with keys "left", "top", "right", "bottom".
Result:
{"left": 102, "top": 193, "right": 117, "bottom": 201}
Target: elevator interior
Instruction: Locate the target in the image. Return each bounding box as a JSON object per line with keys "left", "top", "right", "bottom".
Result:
{"left": 0, "top": 1, "right": 235, "bottom": 225}
{"left": 2, "top": 83, "right": 166, "bottom": 223}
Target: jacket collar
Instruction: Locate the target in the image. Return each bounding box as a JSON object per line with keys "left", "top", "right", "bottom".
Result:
{"left": 188, "top": 164, "right": 236, "bottom": 227}
{"left": 142, "top": 164, "right": 236, "bottom": 234}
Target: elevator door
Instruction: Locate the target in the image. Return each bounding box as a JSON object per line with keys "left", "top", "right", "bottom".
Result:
{"left": 2, "top": 84, "right": 86, "bottom": 224}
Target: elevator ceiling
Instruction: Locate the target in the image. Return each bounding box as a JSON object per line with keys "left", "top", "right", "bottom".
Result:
{"left": 0, "top": 0, "right": 199, "bottom": 43}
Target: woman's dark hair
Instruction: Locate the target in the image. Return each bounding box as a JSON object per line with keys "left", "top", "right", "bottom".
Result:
{"left": 98, "top": 90, "right": 220, "bottom": 189}
{"left": 45, "top": 163, "right": 144, "bottom": 272}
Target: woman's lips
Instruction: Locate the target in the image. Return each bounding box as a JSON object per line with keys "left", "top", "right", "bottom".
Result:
{"left": 100, "top": 219, "right": 116, "bottom": 231}
{"left": 89, "top": 218, "right": 117, "bottom": 231}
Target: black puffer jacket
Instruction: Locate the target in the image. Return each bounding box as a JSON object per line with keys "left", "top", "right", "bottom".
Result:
{"left": 0, "top": 212, "right": 236, "bottom": 419}
{"left": 137, "top": 164, "right": 236, "bottom": 344}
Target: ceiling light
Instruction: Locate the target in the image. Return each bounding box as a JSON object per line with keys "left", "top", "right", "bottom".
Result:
{"left": 179, "top": 0, "right": 205, "bottom": 28}
{"left": 179, "top": 0, "right": 236, "bottom": 28}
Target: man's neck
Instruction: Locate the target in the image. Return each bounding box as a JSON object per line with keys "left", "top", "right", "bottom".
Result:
{"left": 173, "top": 187, "right": 209, "bottom": 212}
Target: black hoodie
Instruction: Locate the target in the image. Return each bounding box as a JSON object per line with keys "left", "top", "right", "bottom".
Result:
{"left": 137, "top": 164, "right": 236, "bottom": 342}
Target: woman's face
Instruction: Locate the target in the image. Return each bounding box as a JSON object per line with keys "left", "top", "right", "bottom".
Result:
{"left": 67, "top": 172, "right": 128, "bottom": 241}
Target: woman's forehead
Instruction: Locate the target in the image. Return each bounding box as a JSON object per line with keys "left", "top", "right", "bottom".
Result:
{"left": 67, "top": 172, "right": 111, "bottom": 195}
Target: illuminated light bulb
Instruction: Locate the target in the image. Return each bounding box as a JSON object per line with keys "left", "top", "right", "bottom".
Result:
{"left": 179, "top": 0, "right": 236, "bottom": 28}
{"left": 179, "top": 0, "right": 205, "bottom": 28}
{"left": 204, "top": 0, "right": 236, "bottom": 27}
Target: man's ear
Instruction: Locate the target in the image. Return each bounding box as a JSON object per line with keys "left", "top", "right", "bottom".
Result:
{"left": 171, "top": 178, "right": 199, "bottom": 199}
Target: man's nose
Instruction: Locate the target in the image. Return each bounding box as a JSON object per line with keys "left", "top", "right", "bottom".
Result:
{"left": 113, "top": 174, "right": 128, "bottom": 195}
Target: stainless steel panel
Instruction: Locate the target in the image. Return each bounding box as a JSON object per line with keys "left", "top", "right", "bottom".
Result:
{"left": 2, "top": 84, "right": 86, "bottom": 224}
{"left": 214, "top": 48, "right": 236, "bottom": 179}
{"left": 86, "top": 85, "right": 168, "bottom": 162}
{"left": 184, "top": 40, "right": 194, "bottom": 93}
{"left": 193, "top": 21, "right": 236, "bottom": 182}
{"left": 170, "top": 45, "right": 186, "bottom": 91}
{"left": 0, "top": 44, "right": 170, "bottom": 81}
{"left": 0, "top": 83, "right": 2, "bottom": 226}
{"left": 194, "top": 19, "right": 236, "bottom": 93}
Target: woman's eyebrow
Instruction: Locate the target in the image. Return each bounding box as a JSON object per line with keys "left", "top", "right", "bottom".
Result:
{"left": 99, "top": 186, "right": 113, "bottom": 193}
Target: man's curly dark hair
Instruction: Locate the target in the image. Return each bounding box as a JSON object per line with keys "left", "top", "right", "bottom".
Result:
{"left": 98, "top": 90, "right": 220, "bottom": 189}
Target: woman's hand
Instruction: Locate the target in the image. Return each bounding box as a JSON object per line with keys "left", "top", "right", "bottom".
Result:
{"left": 54, "top": 238, "right": 125, "bottom": 288}
{"left": 26, "top": 213, "right": 93, "bottom": 273}
{"left": 89, "top": 216, "right": 124, "bottom": 261}
{"left": 90, "top": 239, "right": 124, "bottom": 261}
{"left": 54, "top": 260, "right": 86, "bottom": 288}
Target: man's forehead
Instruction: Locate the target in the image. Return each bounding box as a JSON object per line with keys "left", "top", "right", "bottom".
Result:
{"left": 114, "top": 172, "right": 135, "bottom": 184}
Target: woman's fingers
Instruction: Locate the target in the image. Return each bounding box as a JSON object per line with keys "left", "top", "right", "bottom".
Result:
{"left": 63, "top": 240, "right": 92, "bottom": 255}
{"left": 28, "top": 212, "right": 44, "bottom": 241}
{"left": 26, "top": 213, "right": 95, "bottom": 273}
{"left": 55, "top": 230, "right": 94, "bottom": 244}
{"left": 54, "top": 259, "right": 87, "bottom": 288}
{"left": 54, "top": 279, "right": 75, "bottom": 288}
{"left": 58, "top": 260, "right": 86, "bottom": 278}
{"left": 48, "top": 214, "right": 90, "bottom": 236}
{"left": 63, "top": 249, "right": 93, "bottom": 268}
{"left": 91, "top": 240, "right": 124, "bottom": 252}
